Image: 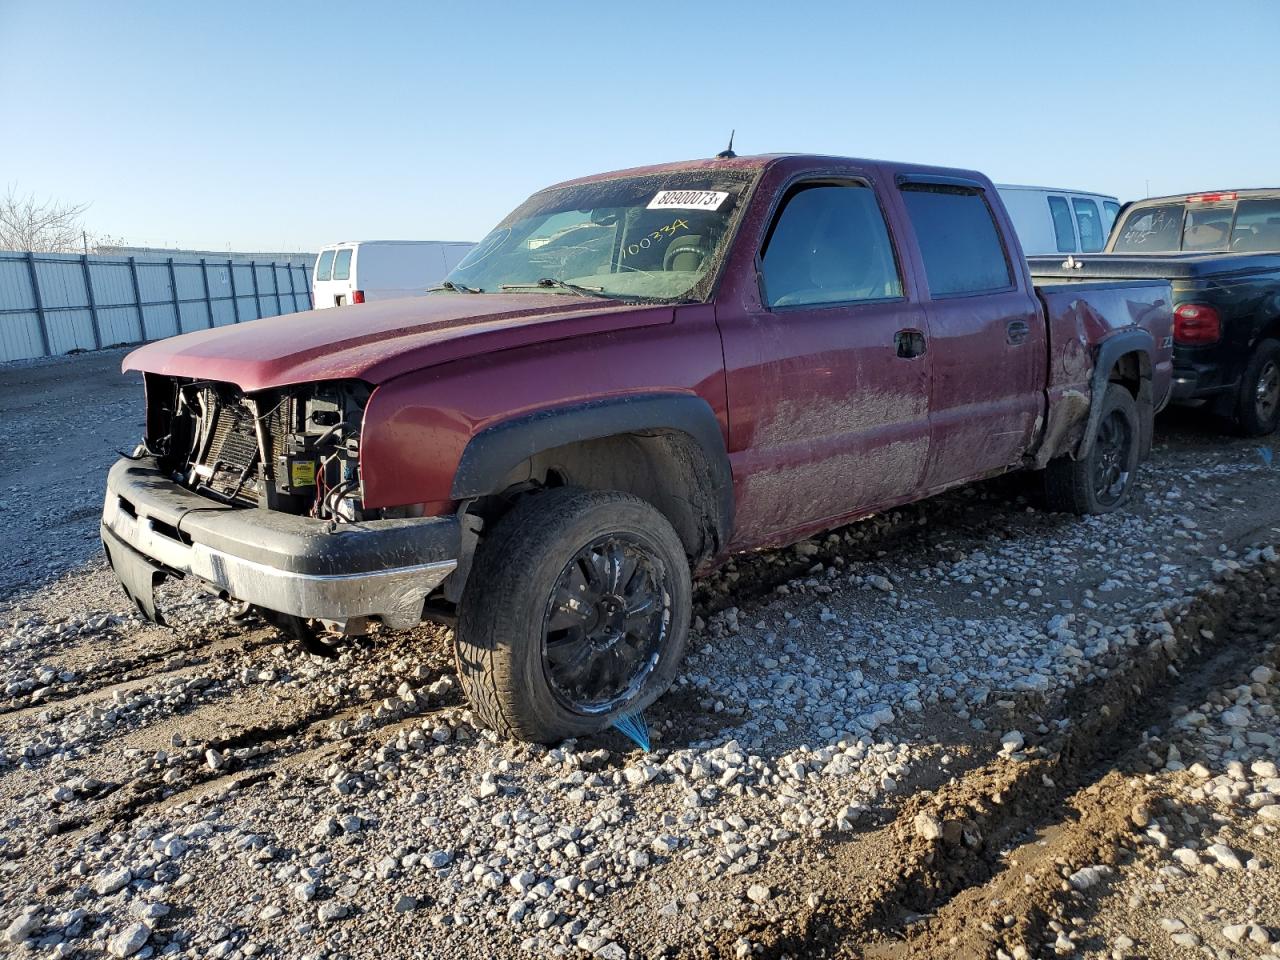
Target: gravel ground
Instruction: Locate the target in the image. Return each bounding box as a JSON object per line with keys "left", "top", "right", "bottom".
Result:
{"left": 1, "top": 352, "right": 1278, "bottom": 959}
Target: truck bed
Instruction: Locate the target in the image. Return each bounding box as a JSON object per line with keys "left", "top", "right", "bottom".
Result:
{"left": 1030, "top": 278, "right": 1175, "bottom": 461}
{"left": 1030, "top": 251, "right": 1280, "bottom": 412}
{"left": 1028, "top": 251, "right": 1280, "bottom": 281}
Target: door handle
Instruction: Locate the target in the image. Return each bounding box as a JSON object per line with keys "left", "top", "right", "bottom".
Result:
{"left": 1006, "top": 319, "right": 1030, "bottom": 345}
{"left": 894, "top": 329, "right": 926, "bottom": 359}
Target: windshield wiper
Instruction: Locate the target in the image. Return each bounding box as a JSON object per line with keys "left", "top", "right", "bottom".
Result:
{"left": 427, "top": 280, "right": 483, "bottom": 294}
{"left": 499, "top": 277, "right": 616, "bottom": 299}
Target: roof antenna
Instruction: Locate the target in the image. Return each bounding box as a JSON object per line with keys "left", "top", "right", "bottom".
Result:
{"left": 716, "top": 130, "right": 736, "bottom": 159}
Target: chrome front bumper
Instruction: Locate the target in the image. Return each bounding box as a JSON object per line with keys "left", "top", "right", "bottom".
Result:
{"left": 101, "top": 457, "right": 459, "bottom": 629}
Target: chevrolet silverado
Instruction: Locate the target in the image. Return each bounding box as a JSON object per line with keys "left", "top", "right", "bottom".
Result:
{"left": 101, "top": 154, "right": 1174, "bottom": 742}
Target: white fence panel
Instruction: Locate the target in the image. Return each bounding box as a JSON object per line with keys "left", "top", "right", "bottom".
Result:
{"left": 173, "top": 262, "right": 206, "bottom": 301}
{"left": 1, "top": 251, "right": 315, "bottom": 361}
{"left": 141, "top": 303, "right": 178, "bottom": 341}
{"left": 89, "top": 261, "right": 135, "bottom": 307}
{"left": 0, "top": 311, "right": 43, "bottom": 360}
{"left": 211, "top": 299, "right": 237, "bottom": 326}
{"left": 179, "top": 300, "right": 211, "bottom": 333}
{"left": 98, "top": 306, "right": 142, "bottom": 346}
{"left": 35, "top": 258, "right": 87, "bottom": 308}
{"left": 135, "top": 263, "right": 173, "bottom": 303}
{"left": 0, "top": 258, "right": 35, "bottom": 311}
{"left": 45, "top": 307, "right": 97, "bottom": 354}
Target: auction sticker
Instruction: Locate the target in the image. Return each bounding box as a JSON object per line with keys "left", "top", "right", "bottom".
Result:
{"left": 647, "top": 190, "right": 729, "bottom": 211}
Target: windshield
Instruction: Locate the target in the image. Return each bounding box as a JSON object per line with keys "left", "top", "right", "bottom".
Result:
{"left": 442, "top": 169, "right": 757, "bottom": 302}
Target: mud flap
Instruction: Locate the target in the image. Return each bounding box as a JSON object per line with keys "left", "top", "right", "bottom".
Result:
{"left": 103, "top": 536, "right": 168, "bottom": 626}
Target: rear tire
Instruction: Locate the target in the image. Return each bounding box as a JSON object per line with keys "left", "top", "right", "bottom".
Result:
{"left": 456, "top": 487, "right": 691, "bottom": 743}
{"left": 1044, "top": 383, "right": 1141, "bottom": 515}
{"left": 1232, "top": 338, "right": 1280, "bottom": 436}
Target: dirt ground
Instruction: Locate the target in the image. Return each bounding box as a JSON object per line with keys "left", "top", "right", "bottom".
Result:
{"left": 1, "top": 352, "right": 1278, "bottom": 960}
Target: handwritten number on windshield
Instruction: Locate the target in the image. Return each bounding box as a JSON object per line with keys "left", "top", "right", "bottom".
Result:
{"left": 620, "top": 218, "right": 690, "bottom": 260}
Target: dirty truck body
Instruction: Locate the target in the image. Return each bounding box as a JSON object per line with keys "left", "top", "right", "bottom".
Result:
{"left": 102, "top": 154, "right": 1174, "bottom": 741}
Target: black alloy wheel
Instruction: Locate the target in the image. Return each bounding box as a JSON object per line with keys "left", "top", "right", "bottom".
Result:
{"left": 541, "top": 535, "right": 671, "bottom": 715}
{"left": 1253, "top": 356, "right": 1279, "bottom": 428}
{"left": 1233, "top": 338, "right": 1280, "bottom": 436}
{"left": 455, "top": 487, "right": 692, "bottom": 742}
{"left": 1091, "top": 408, "right": 1134, "bottom": 508}
{"left": 1043, "top": 383, "right": 1141, "bottom": 516}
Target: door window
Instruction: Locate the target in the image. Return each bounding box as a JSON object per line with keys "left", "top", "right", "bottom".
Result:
{"left": 315, "top": 250, "right": 335, "bottom": 282}
{"left": 333, "top": 249, "right": 353, "bottom": 281}
{"left": 1102, "top": 201, "right": 1120, "bottom": 234}
{"left": 760, "top": 183, "right": 902, "bottom": 308}
{"left": 900, "top": 184, "right": 1012, "bottom": 296}
{"left": 1047, "top": 195, "right": 1077, "bottom": 252}
{"left": 1111, "top": 203, "right": 1184, "bottom": 252}
{"left": 1072, "top": 198, "right": 1104, "bottom": 252}
{"left": 1230, "top": 199, "right": 1280, "bottom": 252}
{"left": 1182, "top": 202, "right": 1235, "bottom": 252}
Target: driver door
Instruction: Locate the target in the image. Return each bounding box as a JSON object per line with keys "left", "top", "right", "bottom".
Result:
{"left": 717, "top": 176, "right": 932, "bottom": 547}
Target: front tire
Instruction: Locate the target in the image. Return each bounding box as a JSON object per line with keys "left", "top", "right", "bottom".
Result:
{"left": 1044, "top": 383, "right": 1141, "bottom": 515}
{"left": 456, "top": 487, "right": 692, "bottom": 743}
{"left": 1233, "top": 338, "right": 1280, "bottom": 436}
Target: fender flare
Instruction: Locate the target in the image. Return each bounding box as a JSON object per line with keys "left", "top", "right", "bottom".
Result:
{"left": 1078, "top": 328, "right": 1155, "bottom": 460}
{"left": 451, "top": 392, "right": 734, "bottom": 546}
{"left": 1248, "top": 300, "right": 1280, "bottom": 350}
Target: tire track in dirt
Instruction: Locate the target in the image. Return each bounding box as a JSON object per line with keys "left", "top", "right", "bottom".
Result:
{"left": 3, "top": 615, "right": 454, "bottom": 768}
{"left": 44, "top": 655, "right": 462, "bottom": 839}
{"left": 885, "top": 602, "right": 1280, "bottom": 960}
{"left": 1, "top": 617, "right": 459, "bottom": 864}
{"left": 0, "top": 626, "right": 279, "bottom": 721}
{"left": 708, "top": 558, "right": 1280, "bottom": 959}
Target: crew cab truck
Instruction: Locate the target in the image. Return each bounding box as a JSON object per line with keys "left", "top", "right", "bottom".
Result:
{"left": 1030, "top": 189, "right": 1280, "bottom": 435}
{"left": 101, "top": 154, "right": 1173, "bottom": 743}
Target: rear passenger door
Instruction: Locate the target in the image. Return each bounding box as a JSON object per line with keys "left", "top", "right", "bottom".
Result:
{"left": 896, "top": 178, "right": 1044, "bottom": 489}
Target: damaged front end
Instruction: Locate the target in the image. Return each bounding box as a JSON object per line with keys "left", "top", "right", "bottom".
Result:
{"left": 101, "top": 374, "right": 459, "bottom": 638}
{"left": 144, "top": 373, "right": 371, "bottom": 520}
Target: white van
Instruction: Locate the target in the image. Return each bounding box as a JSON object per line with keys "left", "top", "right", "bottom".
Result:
{"left": 311, "top": 240, "right": 476, "bottom": 308}
{"left": 996, "top": 185, "right": 1122, "bottom": 256}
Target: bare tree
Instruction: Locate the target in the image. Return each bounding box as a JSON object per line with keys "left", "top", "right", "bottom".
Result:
{"left": 0, "top": 186, "right": 91, "bottom": 253}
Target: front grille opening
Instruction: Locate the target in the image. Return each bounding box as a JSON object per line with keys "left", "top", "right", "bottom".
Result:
{"left": 158, "top": 378, "right": 370, "bottom": 519}
{"left": 118, "top": 496, "right": 138, "bottom": 519}
{"left": 149, "top": 517, "right": 192, "bottom": 546}
{"left": 198, "top": 397, "right": 287, "bottom": 506}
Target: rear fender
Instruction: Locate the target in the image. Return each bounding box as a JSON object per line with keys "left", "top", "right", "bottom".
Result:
{"left": 1077, "top": 329, "right": 1155, "bottom": 460}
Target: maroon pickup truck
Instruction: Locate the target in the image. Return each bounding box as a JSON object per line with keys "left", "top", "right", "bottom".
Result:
{"left": 102, "top": 154, "right": 1173, "bottom": 742}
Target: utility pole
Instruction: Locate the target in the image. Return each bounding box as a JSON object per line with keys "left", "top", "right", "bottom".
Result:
{"left": 82, "top": 230, "right": 89, "bottom": 254}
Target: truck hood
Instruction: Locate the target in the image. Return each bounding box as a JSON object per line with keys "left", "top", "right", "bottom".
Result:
{"left": 122, "top": 294, "right": 671, "bottom": 391}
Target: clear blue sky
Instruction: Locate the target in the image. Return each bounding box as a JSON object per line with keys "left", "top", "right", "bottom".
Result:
{"left": 3, "top": 0, "right": 1277, "bottom": 252}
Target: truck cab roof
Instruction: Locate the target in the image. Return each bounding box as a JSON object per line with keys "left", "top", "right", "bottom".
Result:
{"left": 1130, "top": 187, "right": 1280, "bottom": 206}
{"left": 542, "top": 153, "right": 994, "bottom": 193}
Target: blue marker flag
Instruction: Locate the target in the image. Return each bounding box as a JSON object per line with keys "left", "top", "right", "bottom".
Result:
{"left": 1260, "top": 447, "right": 1274, "bottom": 467}
{"left": 611, "top": 710, "right": 650, "bottom": 752}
